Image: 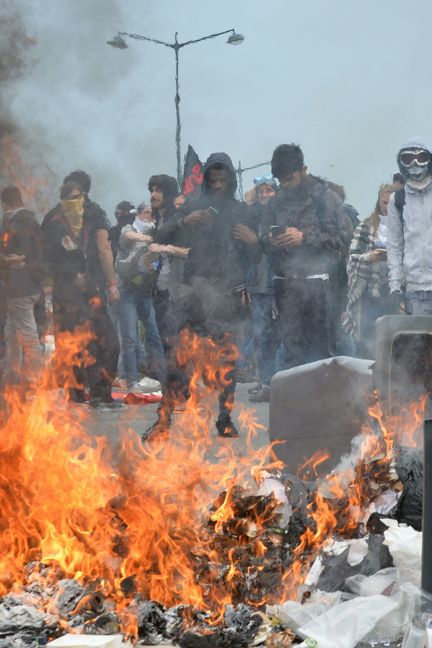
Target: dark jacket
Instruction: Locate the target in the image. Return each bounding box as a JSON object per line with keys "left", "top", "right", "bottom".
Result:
{"left": 1, "top": 208, "right": 44, "bottom": 298}
{"left": 176, "top": 152, "right": 250, "bottom": 292}
{"left": 262, "top": 175, "right": 350, "bottom": 279}
{"left": 42, "top": 198, "right": 111, "bottom": 293}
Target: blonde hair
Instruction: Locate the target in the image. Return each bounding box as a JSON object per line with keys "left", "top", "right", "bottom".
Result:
{"left": 243, "top": 188, "right": 256, "bottom": 206}
{"left": 366, "top": 183, "right": 398, "bottom": 236}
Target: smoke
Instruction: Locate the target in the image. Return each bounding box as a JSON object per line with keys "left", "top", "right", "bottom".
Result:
{"left": 0, "top": 1, "right": 57, "bottom": 214}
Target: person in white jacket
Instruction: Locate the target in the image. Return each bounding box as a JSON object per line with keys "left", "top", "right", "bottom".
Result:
{"left": 387, "top": 137, "right": 432, "bottom": 315}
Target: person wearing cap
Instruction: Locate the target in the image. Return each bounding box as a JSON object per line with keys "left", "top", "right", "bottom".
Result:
{"left": 233, "top": 174, "right": 278, "bottom": 402}
{"left": 387, "top": 138, "right": 432, "bottom": 315}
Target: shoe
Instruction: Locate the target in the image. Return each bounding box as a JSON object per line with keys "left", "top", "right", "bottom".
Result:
{"left": 249, "top": 386, "right": 270, "bottom": 403}
{"left": 89, "top": 398, "right": 127, "bottom": 411}
{"left": 215, "top": 413, "right": 239, "bottom": 438}
{"left": 112, "top": 377, "right": 128, "bottom": 389}
{"left": 236, "top": 369, "right": 256, "bottom": 384}
{"left": 138, "top": 376, "right": 161, "bottom": 393}
{"left": 127, "top": 382, "right": 144, "bottom": 394}
{"left": 247, "top": 384, "right": 262, "bottom": 395}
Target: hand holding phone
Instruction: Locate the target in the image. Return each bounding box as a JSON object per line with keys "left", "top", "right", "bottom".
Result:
{"left": 270, "top": 224, "right": 283, "bottom": 237}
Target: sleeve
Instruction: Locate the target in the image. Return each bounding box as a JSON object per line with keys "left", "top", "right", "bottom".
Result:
{"left": 386, "top": 193, "right": 405, "bottom": 292}
{"left": 154, "top": 211, "right": 184, "bottom": 244}
{"left": 346, "top": 221, "right": 373, "bottom": 302}
{"left": 304, "top": 189, "right": 352, "bottom": 255}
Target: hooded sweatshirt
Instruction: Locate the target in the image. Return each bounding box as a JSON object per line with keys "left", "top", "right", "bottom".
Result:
{"left": 176, "top": 152, "right": 250, "bottom": 292}
{"left": 387, "top": 137, "right": 432, "bottom": 292}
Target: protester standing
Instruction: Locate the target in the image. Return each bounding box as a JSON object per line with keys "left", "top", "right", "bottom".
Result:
{"left": 262, "top": 144, "right": 351, "bottom": 369}
{"left": 42, "top": 175, "right": 121, "bottom": 409}
{"left": 344, "top": 184, "right": 397, "bottom": 358}
{"left": 0, "top": 186, "right": 44, "bottom": 388}
{"left": 146, "top": 153, "right": 250, "bottom": 439}
{"left": 387, "top": 138, "right": 432, "bottom": 316}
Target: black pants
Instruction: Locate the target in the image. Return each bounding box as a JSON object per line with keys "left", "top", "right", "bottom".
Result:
{"left": 155, "top": 290, "right": 241, "bottom": 425}
{"left": 275, "top": 277, "right": 335, "bottom": 369}
{"left": 53, "top": 287, "right": 119, "bottom": 402}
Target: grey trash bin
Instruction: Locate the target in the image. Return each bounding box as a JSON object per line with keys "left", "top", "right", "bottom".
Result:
{"left": 269, "top": 356, "right": 373, "bottom": 477}
{"left": 374, "top": 314, "right": 432, "bottom": 446}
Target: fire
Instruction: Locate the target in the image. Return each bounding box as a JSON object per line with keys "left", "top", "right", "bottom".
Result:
{"left": 282, "top": 392, "right": 427, "bottom": 597}
{"left": 0, "top": 319, "right": 427, "bottom": 642}
{"left": 0, "top": 326, "right": 280, "bottom": 640}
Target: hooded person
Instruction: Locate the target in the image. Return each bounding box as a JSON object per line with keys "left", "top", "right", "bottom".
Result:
{"left": 387, "top": 137, "right": 432, "bottom": 315}
{"left": 144, "top": 152, "right": 251, "bottom": 441}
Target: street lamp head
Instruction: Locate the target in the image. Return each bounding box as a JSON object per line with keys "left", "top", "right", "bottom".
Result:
{"left": 227, "top": 31, "right": 245, "bottom": 45}
{"left": 107, "top": 34, "right": 128, "bottom": 49}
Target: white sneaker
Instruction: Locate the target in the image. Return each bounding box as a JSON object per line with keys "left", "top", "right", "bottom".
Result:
{"left": 137, "top": 376, "right": 161, "bottom": 393}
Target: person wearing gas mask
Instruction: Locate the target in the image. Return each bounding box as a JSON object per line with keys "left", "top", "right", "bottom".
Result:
{"left": 387, "top": 138, "right": 432, "bottom": 315}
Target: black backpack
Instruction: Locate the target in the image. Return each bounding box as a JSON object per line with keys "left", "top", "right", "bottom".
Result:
{"left": 394, "top": 187, "right": 406, "bottom": 222}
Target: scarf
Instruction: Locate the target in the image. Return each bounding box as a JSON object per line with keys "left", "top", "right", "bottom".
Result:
{"left": 61, "top": 196, "right": 84, "bottom": 237}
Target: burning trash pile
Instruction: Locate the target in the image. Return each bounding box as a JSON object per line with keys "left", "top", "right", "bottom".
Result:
{"left": 0, "top": 331, "right": 430, "bottom": 648}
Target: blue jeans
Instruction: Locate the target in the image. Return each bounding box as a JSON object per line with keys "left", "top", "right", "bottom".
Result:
{"left": 250, "top": 293, "right": 277, "bottom": 386}
{"left": 406, "top": 291, "right": 432, "bottom": 316}
{"left": 117, "top": 287, "right": 166, "bottom": 384}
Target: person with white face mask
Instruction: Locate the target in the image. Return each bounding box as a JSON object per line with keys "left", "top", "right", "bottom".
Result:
{"left": 387, "top": 137, "right": 432, "bottom": 315}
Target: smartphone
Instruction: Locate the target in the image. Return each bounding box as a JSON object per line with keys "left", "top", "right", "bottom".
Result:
{"left": 207, "top": 207, "right": 218, "bottom": 218}
{"left": 270, "top": 224, "right": 283, "bottom": 236}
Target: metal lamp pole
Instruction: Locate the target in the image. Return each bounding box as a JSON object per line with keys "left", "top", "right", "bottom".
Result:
{"left": 236, "top": 160, "right": 271, "bottom": 199}
{"left": 108, "top": 29, "right": 245, "bottom": 186}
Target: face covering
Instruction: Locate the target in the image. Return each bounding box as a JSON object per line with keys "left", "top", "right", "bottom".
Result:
{"left": 398, "top": 148, "right": 431, "bottom": 184}
{"left": 61, "top": 196, "right": 85, "bottom": 237}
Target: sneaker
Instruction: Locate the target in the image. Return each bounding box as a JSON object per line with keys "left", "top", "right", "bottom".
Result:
{"left": 215, "top": 413, "right": 239, "bottom": 438}
{"left": 127, "top": 382, "right": 144, "bottom": 394}
{"left": 249, "top": 386, "right": 270, "bottom": 403}
{"left": 138, "top": 376, "right": 161, "bottom": 393}
{"left": 112, "top": 377, "right": 128, "bottom": 389}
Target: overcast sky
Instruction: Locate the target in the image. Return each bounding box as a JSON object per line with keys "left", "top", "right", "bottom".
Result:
{"left": 4, "top": 0, "right": 432, "bottom": 220}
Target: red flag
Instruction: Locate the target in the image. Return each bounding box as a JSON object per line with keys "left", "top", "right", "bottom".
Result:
{"left": 182, "top": 145, "right": 203, "bottom": 196}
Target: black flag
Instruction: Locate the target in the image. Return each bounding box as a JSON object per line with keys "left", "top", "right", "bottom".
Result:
{"left": 182, "top": 145, "right": 203, "bottom": 196}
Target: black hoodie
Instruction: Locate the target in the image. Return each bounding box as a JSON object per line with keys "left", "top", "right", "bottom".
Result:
{"left": 174, "top": 152, "right": 250, "bottom": 292}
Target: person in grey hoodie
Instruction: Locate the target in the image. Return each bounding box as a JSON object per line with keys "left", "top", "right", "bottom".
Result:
{"left": 387, "top": 137, "right": 432, "bottom": 315}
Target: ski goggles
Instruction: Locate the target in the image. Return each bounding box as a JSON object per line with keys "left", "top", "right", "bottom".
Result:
{"left": 399, "top": 149, "right": 430, "bottom": 167}
{"left": 253, "top": 173, "right": 275, "bottom": 185}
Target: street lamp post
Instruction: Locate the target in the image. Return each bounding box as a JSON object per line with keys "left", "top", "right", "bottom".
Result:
{"left": 107, "top": 29, "right": 245, "bottom": 186}
{"left": 236, "top": 160, "right": 271, "bottom": 199}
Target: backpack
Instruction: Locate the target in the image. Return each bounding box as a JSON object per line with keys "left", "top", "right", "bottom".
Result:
{"left": 115, "top": 243, "right": 159, "bottom": 290}
{"left": 394, "top": 187, "right": 406, "bottom": 222}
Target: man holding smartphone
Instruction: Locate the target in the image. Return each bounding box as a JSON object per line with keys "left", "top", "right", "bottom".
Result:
{"left": 262, "top": 144, "right": 351, "bottom": 370}
{"left": 144, "top": 152, "right": 251, "bottom": 441}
